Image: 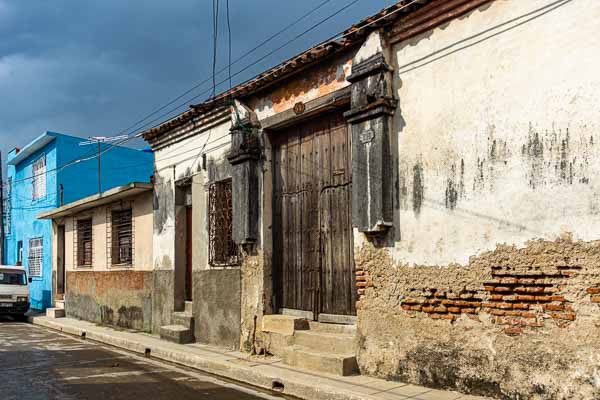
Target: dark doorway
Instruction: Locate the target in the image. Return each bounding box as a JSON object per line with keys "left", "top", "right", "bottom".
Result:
{"left": 57, "top": 225, "right": 65, "bottom": 295}
{"left": 272, "top": 112, "right": 356, "bottom": 319}
{"left": 185, "top": 206, "right": 193, "bottom": 301}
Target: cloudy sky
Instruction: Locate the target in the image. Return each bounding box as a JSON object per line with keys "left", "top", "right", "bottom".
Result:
{"left": 0, "top": 0, "right": 397, "bottom": 159}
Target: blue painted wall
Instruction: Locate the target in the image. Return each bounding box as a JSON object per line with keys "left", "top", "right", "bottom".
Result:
{"left": 4, "top": 131, "right": 153, "bottom": 311}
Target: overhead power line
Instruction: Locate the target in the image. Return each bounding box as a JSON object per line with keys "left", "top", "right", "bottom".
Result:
{"left": 5, "top": 0, "right": 420, "bottom": 188}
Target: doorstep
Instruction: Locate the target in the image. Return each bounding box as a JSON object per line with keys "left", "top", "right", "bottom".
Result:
{"left": 28, "top": 316, "right": 490, "bottom": 400}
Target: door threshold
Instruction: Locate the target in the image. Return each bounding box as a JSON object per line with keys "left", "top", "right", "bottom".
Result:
{"left": 318, "top": 313, "right": 356, "bottom": 325}
{"left": 279, "top": 308, "right": 314, "bottom": 320}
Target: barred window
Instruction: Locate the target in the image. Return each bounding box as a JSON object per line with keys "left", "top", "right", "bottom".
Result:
{"left": 77, "top": 219, "right": 93, "bottom": 266}
{"left": 32, "top": 155, "right": 46, "bottom": 200}
{"left": 3, "top": 177, "right": 11, "bottom": 235}
{"left": 208, "top": 179, "right": 239, "bottom": 266}
{"left": 28, "top": 237, "right": 43, "bottom": 277}
{"left": 111, "top": 209, "right": 132, "bottom": 265}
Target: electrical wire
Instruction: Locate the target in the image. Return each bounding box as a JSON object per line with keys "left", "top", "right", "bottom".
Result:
{"left": 4, "top": 0, "right": 418, "bottom": 189}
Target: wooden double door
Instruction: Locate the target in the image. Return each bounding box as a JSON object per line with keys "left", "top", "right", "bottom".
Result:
{"left": 273, "top": 112, "right": 356, "bottom": 319}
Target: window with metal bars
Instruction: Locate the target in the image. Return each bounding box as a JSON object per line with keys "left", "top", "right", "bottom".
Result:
{"left": 28, "top": 237, "right": 43, "bottom": 277}
{"left": 32, "top": 155, "right": 46, "bottom": 200}
{"left": 77, "top": 218, "right": 93, "bottom": 266}
{"left": 111, "top": 209, "right": 132, "bottom": 266}
{"left": 208, "top": 179, "right": 239, "bottom": 266}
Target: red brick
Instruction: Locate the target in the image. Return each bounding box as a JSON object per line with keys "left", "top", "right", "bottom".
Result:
{"left": 515, "top": 287, "right": 545, "bottom": 294}
{"left": 447, "top": 307, "right": 461, "bottom": 313}
{"left": 515, "top": 295, "right": 536, "bottom": 301}
{"left": 461, "top": 308, "right": 477, "bottom": 314}
{"left": 517, "top": 278, "right": 536, "bottom": 285}
{"left": 356, "top": 275, "right": 367, "bottom": 281}
{"left": 459, "top": 293, "right": 475, "bottom": 299}
{"left": 356, "top": 281, "right": 368, "bottom": 288}
{"left": 433, "top": 306, "right": 447, "bottom": 313}
{"left": 440, "top": 314, "right": 456, "bottom": 321}
{"left": 587, "top": 288, "right": 600, "bottom": 295}
{"left": 484, "top": 286, "right": 495, "bottom": 292}
{"left": 500, "top": 277, "right": 519, "bottom": 284}
{"left": 520, "top": 312, "right": 537, "bottom": 318}
{"left": 550, "top": 295, "right": 566, "bottom": 302}
{"left": 543, "top": 287, "right": 559, "bottom": 293}
{"left": 402, "top": 298, "right": 419, "bottom": 305}
{"left": 592, "top": 296, "right": 600, "bottom": 303}
{"left": 402, "top": 305, "right": 412, "bottom": 311}
{"left": 490, "top": 295, "right": 504, "bottom": 301}
{"left": 560, "top": 271, "right": 578, "bottom": 277}
{"left": 504, "top": 327, "right": 523, "bottom": 335}
{"left": 492, "top": 286, "right": 513, "bottom": 293}
{"left": 550, "top": 313, "right": 576, "bottom": 321}
{"left": 441, "top": 300, "right": 457, "bottom": 306}
{"left": 543, "top": 304, "right": 565, "bottom": 311}
{"left": 422, "top": 306, "right": 434, "bottom": 313}
{"left": 512, "top": 303, "right": 529, "bottom": 310}
{"left": 489, "top": 310, "right": 506, "bottom": 316}
{"left": 409, "top": 305, "right": 422, "bottom": 311}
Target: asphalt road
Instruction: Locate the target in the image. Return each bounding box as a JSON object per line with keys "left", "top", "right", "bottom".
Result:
{"left": 0, "top": 317, "right": 285, "bottom": 400}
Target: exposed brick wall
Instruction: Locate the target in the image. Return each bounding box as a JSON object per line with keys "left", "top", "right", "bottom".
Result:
{"left": 355, "top": 238, "right": 600, "bottom": 399}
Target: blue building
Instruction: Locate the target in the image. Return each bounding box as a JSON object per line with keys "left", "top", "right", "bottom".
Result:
{"left": 3, "top": 131, "right": 153, "bottom": 311}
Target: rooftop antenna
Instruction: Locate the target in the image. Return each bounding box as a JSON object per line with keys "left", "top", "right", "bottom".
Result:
{"left": 79, "top": 136, "right": 128, "bottom": 194}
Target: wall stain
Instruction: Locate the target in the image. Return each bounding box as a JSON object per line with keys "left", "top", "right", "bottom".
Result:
{"left": 413, "top": 163, "right": 424, "bottom": 215}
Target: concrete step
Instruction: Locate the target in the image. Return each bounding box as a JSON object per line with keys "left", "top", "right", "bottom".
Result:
{"left": 294, "top": 330, "right": 356, "bottom": 354}
{"left": 172, "top": 312, "right": 194, "bottom": 329}
{"left": 262, "top": 315, "right": 309, "bottom": 335}
{"left": 46, "top": 308, "right": 65, "bottom": 319}
{"left": 308, "top": 321, "right": 356, "bottom": 335}
{"left": 160, "top": 325, "right": 194, "bottom": 344}
{"left": 55, "top": 293, "right": 64, "bottom": 301}
{"left": 55, "top": 300, "right": 65, "bottom": 310}
{"left": 282, "top": 345, "right": 358, "bottom": 376}
{"left": 184, "top": 301, "right": 193, "bottom": 314}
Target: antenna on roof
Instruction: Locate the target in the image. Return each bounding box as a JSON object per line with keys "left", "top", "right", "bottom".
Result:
{"left": 79, "top": 136, "right": 128, "bottom": 194}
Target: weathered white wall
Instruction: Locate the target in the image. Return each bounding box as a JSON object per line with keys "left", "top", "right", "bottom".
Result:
{"left": 390, "top": 0, "right": 600, "bottom": 266}
{"left": 61, "top": 191, "right": 153, "bottom": 272}
{"left": 152, "top": 117, "right": 232, "bottom": 271}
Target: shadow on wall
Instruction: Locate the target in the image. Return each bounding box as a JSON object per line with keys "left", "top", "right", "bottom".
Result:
{"left": 397, "top": 0, "right": 574, "bottom": 75}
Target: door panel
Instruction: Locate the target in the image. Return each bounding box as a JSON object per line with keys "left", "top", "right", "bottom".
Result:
{"left": 273, "top": 112, "right": 355, "bottom": 317}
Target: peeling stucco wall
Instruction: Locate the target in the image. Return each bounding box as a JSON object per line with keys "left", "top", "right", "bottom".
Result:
{"left": 354, "top": 0, "right": 600, "bottom": 399}
{"left": 249, "top": 52, "right": 353, "bottom": 121}
{"left": 356, "top": 238, "right": 600, "bottom": 399}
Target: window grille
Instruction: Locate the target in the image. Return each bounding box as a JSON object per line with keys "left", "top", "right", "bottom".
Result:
{"left": 77, "top": 218, "right": 93, "bottom": 266}
{"left": 208, "top": 179, "right": 239, "bottom": 266}
{"left": 28, "top": 238, "right": 43, "bottom": 277}
{"left": 3, "top": 177, "right": 11, "bottom": 235}
{"left": 32, "top": 155, "right": 46, "bottom": 200}
{"left": 111, "top": 209, "right": 132, "bottom": 265}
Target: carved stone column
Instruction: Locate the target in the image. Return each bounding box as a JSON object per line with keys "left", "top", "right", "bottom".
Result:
{"left": 228, "top": 113, "right": 261, "bottom": 246}
{"left": 344, "top": 50, "right": 397, "bottom": 234}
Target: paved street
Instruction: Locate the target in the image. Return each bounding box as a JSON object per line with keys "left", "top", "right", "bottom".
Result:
{"left": 0, "top": 318, "right": 285, "bottom": 400}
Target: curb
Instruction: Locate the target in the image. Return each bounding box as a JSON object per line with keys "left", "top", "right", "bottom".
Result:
{"left": 29, "top": 316, "right": 373, "bottom": 400}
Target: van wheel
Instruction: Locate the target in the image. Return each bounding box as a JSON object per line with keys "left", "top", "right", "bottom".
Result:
{"left": 13, "top": 314, "right": 27, "bottom": 322}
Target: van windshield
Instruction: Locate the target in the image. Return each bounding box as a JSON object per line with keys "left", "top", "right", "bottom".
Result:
{"left": 0, "top": 271, "right": 26, "bottom": 285}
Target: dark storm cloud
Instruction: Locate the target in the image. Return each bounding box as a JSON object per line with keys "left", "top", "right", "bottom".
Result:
{"left": 0, "top": 0, "right": 395, "bottom": 156}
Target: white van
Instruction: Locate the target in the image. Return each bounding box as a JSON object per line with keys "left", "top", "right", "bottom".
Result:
{"left": 0, "top": 266, "right": 31, "bottom": 321}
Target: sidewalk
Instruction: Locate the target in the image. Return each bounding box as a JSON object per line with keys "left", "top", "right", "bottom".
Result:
{"left": 30, "top": 316, "right": 489, "bottom": 400}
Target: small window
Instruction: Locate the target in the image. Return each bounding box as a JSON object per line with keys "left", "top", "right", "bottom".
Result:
{"left": 32, "top": 155, "right": 46, "bottom": 200}
{"left": 28, "top": 237, "right": 43, "bottom": 277}
{"left": 208, "top": 179, "right": 239, "bottom": 266}
{"left": 111, "top": 209, "right": 132, "bottom": 265}
{"left": 77, "top": 219, "right": 93, "bottom": 267}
